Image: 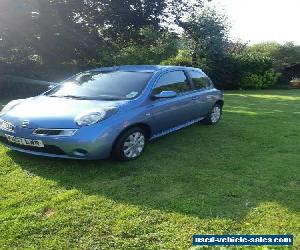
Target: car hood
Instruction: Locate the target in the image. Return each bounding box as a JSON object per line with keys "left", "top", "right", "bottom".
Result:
{"left": 2, "top": 96, "right": 129, "bottom": 128}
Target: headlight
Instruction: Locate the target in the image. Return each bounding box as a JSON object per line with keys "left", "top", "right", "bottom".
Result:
{"left": 75, "top": 107, "right": 117, "bottom": 126}
{"left": 0, "top": 99, "right": 23, "bottom": 116}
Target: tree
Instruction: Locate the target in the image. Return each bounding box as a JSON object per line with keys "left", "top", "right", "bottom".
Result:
{"left": 0, "top": 0, "right": 205, "bottom": 73}
{"left": 179, "top": 7, "right": 230, "bottom": 86}
{"left": 247, "top": 42, "right": 281, "bottom": 57}
{"left": 75, "top": 0, "right": 205, "bottom": 45}
{"left": 180, "top": 7, "right": 229, "bottom": 61}
{"left": 93, "top": 27, "right": 178, "bottom": 66}
{"left": 248, "top": 42, "right": 300, "bottom": 68}
{"left": 0, "top": 0, "right": 101, "bottom": 73}
{"left": 226, "top": 40, "right": 248, "bottom": 54}
{"left": 248, "top": 42, "right": 300, "bottom": 83}
{"left": 33, "top": 0, "right": 102, "bottom": 66}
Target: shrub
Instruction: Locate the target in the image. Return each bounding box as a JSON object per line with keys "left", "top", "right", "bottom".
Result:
{"left": 190, "top": 53, "right": 275, "bottom": 90}
{"left": 161, "top": 51, "right": 279, "bottom": 90}
{"left": 238, "top": 53, "right": 279, "bottom": 89}
{"left": 205, "top": 52, "right": 281, "bottom": 90}
{"left": 240, "top": 69, "right": 281, "bottom": 89}
{"left": 203, "top": 55, "right": 241, "bottom": 90}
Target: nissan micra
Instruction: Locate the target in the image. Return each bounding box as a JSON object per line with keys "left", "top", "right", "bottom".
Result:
{"left": 0, "top": 65, "right": 224, "bottom": 161}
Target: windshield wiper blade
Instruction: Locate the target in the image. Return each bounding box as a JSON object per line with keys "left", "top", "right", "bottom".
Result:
{"left": 94, "top": 95, "right": 126, "bottom": 100}
{"left": 49, "top": 95, "right": 90, "bottom": 100}
{"left": 48, "top": 94, "right": 126, "bottom": 101}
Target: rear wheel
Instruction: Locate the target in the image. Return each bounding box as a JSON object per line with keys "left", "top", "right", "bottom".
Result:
{"left": 202, "top": 103, "right": 222, "bottom": 125}
{"left": 112, "top": 127, "right": 147, "bottom": 161}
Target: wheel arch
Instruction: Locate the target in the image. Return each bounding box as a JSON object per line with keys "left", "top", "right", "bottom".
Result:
{"left": 215, "top": 99, "right": 224, "bottom": 107}
{"left": 111, "top": 122, "right": 151, "bottom": 159}
{"left": 113, "top": 122, "right": 152, "bottom": 145}
{"left": 128, "top": 123, "right": 152, "bottom": 139}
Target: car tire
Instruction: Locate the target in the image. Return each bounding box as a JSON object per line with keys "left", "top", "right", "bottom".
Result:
{"left": 112, "top": 127, "right": 147, "bottom": 161}
{"left": 202, "top": 103, "right": 222, "bottom": 125}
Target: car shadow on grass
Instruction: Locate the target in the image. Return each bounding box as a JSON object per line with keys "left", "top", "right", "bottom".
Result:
{"left": 6, "top": 91, "right": 300, "bottom": 220}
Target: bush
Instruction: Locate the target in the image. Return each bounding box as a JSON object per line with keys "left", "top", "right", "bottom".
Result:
{"left": 202, "top": 55, "right": 241, "bottom": 90}
{"left": 240, "top": 69, "right": 281, "bottom": 89}
{"left": 161, "top": 51, "right": 279, "bottom": 90}
{"left": 234, "top": 53, "right": 279, "bottom": 89}
{"left": 209, "top": 52, "right": 278, "bottom": 90}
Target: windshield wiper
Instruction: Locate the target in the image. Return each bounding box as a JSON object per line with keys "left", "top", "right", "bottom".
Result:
{"left": 49, "top": 95, "right": 91, "bottom": 100}
{"left": 48, "top": 94, "right": 126, "bottom": 101}
{"left": 94, "top": 95, "right": 126, "bottom": 101}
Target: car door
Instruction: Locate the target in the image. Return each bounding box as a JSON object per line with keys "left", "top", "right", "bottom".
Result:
{"left": 147, "top": 70, "right": 199, "bottom": 135}
{"left": 187, "top": 70, "right": 216, "bottom": 118}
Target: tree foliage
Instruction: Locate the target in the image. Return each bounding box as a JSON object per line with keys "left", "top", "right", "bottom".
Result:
{"left": 0, "top": 0, "right": 298, "bottom": 92}
{"left": 247, "top": 42, "right": 300, "bottom": 83}
{"left": 180, "top": 7, "right": 229, "bottom": 65}
{"left": 0, "top": 0, "right": 204, "bottom": 71}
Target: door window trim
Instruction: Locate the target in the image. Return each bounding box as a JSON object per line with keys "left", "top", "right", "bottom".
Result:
{"left": 152, "top": 70, "right": 194, "bottom": 97}
{"left": 186, "top": 70, "right": 213, "bottom": 90}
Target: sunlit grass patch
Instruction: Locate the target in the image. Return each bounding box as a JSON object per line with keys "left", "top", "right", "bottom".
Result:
{"left": 226, "top": 90, "right": 300, "bottom": 101}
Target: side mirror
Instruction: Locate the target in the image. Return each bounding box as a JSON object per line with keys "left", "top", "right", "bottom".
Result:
{"left": 152, "top": 90, "right": 177, "bottom": 99}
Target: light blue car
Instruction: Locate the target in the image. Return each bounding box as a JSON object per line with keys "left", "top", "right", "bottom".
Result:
{"left": 0, "top": 65, "right": 224, "bottom": 161}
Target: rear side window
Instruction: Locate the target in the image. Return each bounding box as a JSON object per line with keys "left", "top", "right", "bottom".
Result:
{"left": 153, "top": 71, "right": 190, "bottom": 94}
{"left": 189, "top": 71, "right": 211, "bottom": 89}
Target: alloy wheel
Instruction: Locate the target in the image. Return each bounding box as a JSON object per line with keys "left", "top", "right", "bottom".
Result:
{"left": 122, "top": 131, "right": 145, "bottom": 158}
{"left": 211, "top": 106, "right": 221, "bottom": 123}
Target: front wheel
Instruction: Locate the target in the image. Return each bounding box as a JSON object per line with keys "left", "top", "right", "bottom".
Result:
{"left": 202, "top": 103, "right": 222, "bottom": 125}
{"left": 112, "top": 127, "right": 147, "bottom": 161}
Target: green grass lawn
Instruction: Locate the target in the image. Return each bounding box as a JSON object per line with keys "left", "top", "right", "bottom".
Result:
{"left": 0, "top": 90, "right": 299, "bottom": 249}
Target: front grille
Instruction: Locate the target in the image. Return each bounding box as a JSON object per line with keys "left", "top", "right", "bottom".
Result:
{"left": 33, "top": 129, "right": 62, "bottom": 136}
{"left": 0, "top": 136, "right": 66, "bottom": 155}
{"left": 32, "top": 128, "right": 78, "bottom": 137}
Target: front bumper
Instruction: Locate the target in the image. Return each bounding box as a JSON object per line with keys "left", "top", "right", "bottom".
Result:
{"left": 0, "top": 124, "right": 117, "bottom": 160}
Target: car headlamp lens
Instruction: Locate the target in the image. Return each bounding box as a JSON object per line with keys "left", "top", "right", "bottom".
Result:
{"left": 75, "top": 110, "right": 107, "bottom": 126}
{"left": 0, "top": 99, "right": 23, "bottom": 116}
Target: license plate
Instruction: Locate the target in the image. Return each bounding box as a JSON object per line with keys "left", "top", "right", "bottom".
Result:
{"left": 0, "top": 120, "right": 15, "bottom": 132}
{"left": 5, "top": 134, "right": 44, "bottom": 148}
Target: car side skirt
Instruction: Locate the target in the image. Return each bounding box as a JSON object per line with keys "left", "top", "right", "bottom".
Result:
{"left": 150, "top": 117, "right": 204, "bottom": 140}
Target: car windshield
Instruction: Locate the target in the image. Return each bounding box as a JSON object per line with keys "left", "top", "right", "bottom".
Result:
{"left": 46, "top": 70, "right": 153, "bottom": 100}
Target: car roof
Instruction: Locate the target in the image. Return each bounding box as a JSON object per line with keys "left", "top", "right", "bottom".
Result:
{"left": 91, "top": 65, "right": 203, "bottom": 73}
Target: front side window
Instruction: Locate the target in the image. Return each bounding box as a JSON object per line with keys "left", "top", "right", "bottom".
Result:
{"left": 189, "top": 71, "right": 211, "bottom": 89}
{"left": 46, "top": 71, "right": 153, "bottom": 100}
{"left": 153, "top": 71, "right": 190, "bottom": 94}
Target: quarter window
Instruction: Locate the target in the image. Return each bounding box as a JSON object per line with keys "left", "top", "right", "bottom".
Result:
{"left": 189, "top": 71, "right": 211, "bottom": 89}
{"left": 153, "top": 71, "right": 190, "bottom": 94}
